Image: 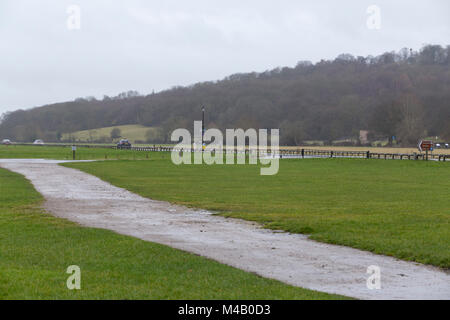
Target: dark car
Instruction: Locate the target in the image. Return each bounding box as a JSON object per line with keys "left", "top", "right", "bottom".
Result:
{"left": 117, "top": 139, "right": 132, "bottom": 149}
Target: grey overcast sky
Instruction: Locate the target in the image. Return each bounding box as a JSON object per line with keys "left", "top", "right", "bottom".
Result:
{"left": 0, "top": 0, "right": 449, "bottom": 114}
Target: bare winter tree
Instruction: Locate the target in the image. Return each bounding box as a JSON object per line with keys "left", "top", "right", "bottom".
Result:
{"left": 110, "top": 128, "right": 122, "bottom": 140}
{"left": 396, "top": 95, "right": 426, "bottom": 145}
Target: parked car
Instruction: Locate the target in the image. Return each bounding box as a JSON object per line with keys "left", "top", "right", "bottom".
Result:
{"left": 445, "top": 143, "right": 449, "bottom": 149}
{"left": 117, "top": 139, "right": 132, "bottom": 149}
{"left": 1, "top": 139, "right": 12, "bottom": 145}
{"left": 33, "top": 139, "right": 45, "bottom": 145}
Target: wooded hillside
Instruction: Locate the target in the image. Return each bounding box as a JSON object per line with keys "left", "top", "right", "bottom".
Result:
{"left": 1, "top": 45, "right": 449, "bottom": 146}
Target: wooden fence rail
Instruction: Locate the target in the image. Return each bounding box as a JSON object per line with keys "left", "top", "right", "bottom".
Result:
{"left": 11, "top": 143, "right": 449, "bottom": 162}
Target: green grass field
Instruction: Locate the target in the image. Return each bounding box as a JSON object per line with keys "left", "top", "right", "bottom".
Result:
{"left": 0, "top": 167, "right": 344, "bottom": 299}
{"left": 0, "top": 145, "right": 158, "bottom": 160}
{"left": 2, "top": 145, "right": 449, "bottom": 269}
{"left": 61, "top": 124, "right": 157, "bottom": 143}
{"left": 64, "top": 158, "right": 450, "bottom": 269}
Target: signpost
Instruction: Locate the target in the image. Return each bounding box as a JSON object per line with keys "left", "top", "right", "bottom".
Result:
{"left": 418, "top": 140, "right": 433, "bottom": 161}
{"left": 72, "top": 146, "right": 77, "bottom": 160}
{"left": 201, "top": 106, "right": 206, "bottom": 151}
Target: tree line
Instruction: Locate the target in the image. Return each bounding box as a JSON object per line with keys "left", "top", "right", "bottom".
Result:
{"left": 1, "top": 45, "right": 449, "bottom": 146}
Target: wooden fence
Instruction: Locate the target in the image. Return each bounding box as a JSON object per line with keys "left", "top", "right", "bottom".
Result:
{"left": 12, "top": 143, "right": 449, "bottom": 162}
{"left": 126, "top": 146, "right": 449, "bottom": 162}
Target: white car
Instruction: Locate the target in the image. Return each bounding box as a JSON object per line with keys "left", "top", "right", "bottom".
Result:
{"left": 33, "top": 139, "right": 45, "bottom": 145}
{"left": 1, "top": 139, "right": 12, "bottom": 145}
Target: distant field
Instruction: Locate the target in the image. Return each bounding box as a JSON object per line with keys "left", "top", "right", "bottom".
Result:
{"left": 61, "top": 124, "right": 157, "bottom": 143}
{"left": 0, "top": 167, "right": 343, "bottom": 299}
{"left": 66, "top": 158, "right": 450, "bottom": 268}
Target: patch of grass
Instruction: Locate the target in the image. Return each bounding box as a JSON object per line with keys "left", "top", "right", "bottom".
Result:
{"left": 65, "top": 158, "right": 450, "bottom": 268}
{"left": 0, "top": 145, "right": 165, "bottom": 161}
{"left": 0, "top": 167, "right": 343, "bottom": 299}
{"left": 61, "top": 124, "right": 156, "bottom": 143}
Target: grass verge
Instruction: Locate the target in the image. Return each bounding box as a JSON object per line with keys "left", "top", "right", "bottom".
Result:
{"left": 0, "top": 167, "right": 344, "bottom": 299}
